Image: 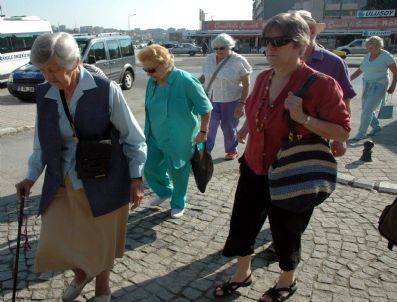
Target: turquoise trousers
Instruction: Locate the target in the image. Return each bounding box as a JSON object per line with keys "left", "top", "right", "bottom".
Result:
{"left": 144, "top": 140, "right": 191, "bottom": 210}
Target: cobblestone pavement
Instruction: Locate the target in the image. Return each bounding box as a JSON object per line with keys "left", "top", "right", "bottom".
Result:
{"left": 1, "top": 171, "right": 397, "bottom": 301}
{"left": 1, "top": 58, "right": 397, "bottom": 301}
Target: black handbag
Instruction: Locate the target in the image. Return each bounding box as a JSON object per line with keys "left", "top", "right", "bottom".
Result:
{"left": 268, "top": 73, "right": 337, "bottom": 213}
{"left": 60, "top": 90, "right": 112, "bottom": 179}
{"left": 378, "top": 196, "right": 397, "bottom": 250}
{"left": 191, "top": 142, "right": 214, "bottom": 193}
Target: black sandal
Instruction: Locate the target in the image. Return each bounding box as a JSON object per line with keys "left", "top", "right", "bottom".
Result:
{"left": 257, "top": 280, "right": 297, "bottom": 302}
{"left": 213, "top": 274, "right": 252, "bottom": 298}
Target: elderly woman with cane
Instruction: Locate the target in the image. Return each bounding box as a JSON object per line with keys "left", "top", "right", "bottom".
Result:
{"left": 15, "top": 32, "right": 146, "bottom": 302}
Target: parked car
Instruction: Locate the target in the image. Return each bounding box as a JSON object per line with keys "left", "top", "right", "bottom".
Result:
{"left": 169, "top": 43, "right": 202, "bottom": 56}
{"left": 162, "top": 42, "right": 178, "bottom": 49}
{"left": 336, "top": 39, "right": 367, "bottom": 55}
{"left": 7, "top": 34, "right": 136, "bottom": 101}
{"left": 7, "top": 64, "right": 44, "bottom": 101}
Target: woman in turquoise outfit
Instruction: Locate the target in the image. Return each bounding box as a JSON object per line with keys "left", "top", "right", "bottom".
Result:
{"left": 138, "top": 44, "right": 212, "bottom": 218}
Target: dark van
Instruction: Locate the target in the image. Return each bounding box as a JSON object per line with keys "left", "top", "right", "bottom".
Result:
{"left": 7, "top": 34, "right": 135, "bottom": 101}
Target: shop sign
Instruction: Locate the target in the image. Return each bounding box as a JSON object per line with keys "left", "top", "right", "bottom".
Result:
{"left": 203, "top": 21, "right": 264, "bottom": 31}
{"left": 357, "top": 10, "right": 395, "bottom": 18}
{"left": 363, "top": 30, "right": 391, "bottom": 36}
{"left": 325, "top": 17, "right": 397, "bottom": 30}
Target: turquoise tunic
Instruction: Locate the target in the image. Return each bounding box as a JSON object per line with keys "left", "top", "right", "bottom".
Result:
{"left": 144, "top": 67, "right": 212, "bottom": 169}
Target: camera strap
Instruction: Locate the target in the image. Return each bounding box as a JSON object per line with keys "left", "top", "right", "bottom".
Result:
{"left": 59, "top": 90, "right": 79, "bottom": 143}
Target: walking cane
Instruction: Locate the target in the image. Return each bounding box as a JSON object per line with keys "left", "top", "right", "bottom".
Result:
{"left": 12, "top": 188, "right": 25, "bottom": 302}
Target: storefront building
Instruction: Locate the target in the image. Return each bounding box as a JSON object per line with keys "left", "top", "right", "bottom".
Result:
{"left": 189, "top": 20, "right": 265, "bottom": 53}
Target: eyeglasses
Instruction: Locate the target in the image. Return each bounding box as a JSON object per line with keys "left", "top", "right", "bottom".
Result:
{"left": 214, "top": 47, "right": 226, "bottom": 51}
{"left": 262, "top": 36, "right": 293, "bottom": 47}
{"left": 143, "top": 63, "right": 161, "bottom": 74}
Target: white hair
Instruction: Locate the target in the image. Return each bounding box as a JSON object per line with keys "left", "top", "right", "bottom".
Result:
{"left": 30, "top": 32, "right": 80, "bottom": 70}
{"left": 211, "top": 33, "right": 236, "bottom": 49}
{"left": 365, "top": 35, "right": 384, "bottom": 48}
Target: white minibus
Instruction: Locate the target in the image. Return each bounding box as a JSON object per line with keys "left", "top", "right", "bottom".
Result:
{"left": 0, "top": 15, "right": 52, "bottom": 83}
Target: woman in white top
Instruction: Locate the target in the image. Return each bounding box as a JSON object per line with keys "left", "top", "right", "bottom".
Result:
{"left": 199, "top": 33, "right": 252, "bottom": 160}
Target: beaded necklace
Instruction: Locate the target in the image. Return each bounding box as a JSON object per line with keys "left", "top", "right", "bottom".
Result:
{"left": 255, "top": 71, "right": 275, "bottom": 132}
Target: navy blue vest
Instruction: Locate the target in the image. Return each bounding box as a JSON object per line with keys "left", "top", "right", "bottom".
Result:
{"left": 36, "top": 75, "right": 130, "bottom": 217}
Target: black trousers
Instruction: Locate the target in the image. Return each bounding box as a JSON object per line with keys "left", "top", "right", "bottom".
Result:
{"left": 222, "top": 158, "right": 313, "bottom": 271}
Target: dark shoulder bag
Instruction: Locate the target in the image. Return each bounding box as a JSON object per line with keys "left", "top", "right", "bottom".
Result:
{"left": 60, "top": 90, "right": 112, "bottom": 179}
{"left": 268, "top": 73, "right": 337, "bottom": 213}
{"left": 191, "top": 142, "right": 214, "bottom": 193}
{"left": 378, "top": 196, "right": 397, "bottom": 250}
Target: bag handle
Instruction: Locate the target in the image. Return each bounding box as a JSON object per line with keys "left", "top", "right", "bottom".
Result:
{"left": 60, "top": 90, "right": 80, "bottom": 142}
{"left": 386, "top": 93, "right": 393, "bottom": 105}
{"left": 205, "top": 54, "right": 232, "bottom": 96}
{"left": 288, "top": 72, "right": 322, "bottom": 141}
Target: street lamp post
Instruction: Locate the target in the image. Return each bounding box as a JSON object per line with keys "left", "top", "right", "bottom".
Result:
{"left": 128, "top": 13, "right": 136, "bottom": 31}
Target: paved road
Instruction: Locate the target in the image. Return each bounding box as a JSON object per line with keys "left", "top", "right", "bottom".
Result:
{"left": 0, "top": 55, "right": 397, "bottom": 301}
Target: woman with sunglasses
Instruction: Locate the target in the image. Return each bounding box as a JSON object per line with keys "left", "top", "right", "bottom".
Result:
{"left": 199, "top": 33, "right": 252, "bottom": 160}
{"left": 138, "top": 44, "right": 212, "bottom": 218}
{"left": 213, "top": 13, "right": 350, "bottom": 302}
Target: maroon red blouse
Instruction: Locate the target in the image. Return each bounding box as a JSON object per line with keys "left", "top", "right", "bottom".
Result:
{"left": 244, "top": 63, "right": 351, "bottom": 176}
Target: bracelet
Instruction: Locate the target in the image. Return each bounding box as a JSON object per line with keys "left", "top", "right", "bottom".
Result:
{"left": 200, "top": 130, "right": 207, "bottom": 134}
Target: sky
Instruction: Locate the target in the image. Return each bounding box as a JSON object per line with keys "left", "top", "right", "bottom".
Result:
{"left": 0, "top": 0, "right": 253, "bottom": 30}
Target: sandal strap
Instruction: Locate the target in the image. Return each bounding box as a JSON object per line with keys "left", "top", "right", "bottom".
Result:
{"left": 215, "top": 274, "right": 252, "bottom": 297}
{"left": 259, "top": 281, "right": 298, "bottom": 302}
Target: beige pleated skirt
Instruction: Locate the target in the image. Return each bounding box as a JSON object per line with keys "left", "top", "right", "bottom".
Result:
{"left": 35, "top": 177, "right": 129, "bottom": 278}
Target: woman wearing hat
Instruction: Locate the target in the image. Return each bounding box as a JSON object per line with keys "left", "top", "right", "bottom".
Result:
{"left": 297, "top": 10, "right": 356, "bottom": 157}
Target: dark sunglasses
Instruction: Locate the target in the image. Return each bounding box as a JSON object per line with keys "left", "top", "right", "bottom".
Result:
{"left": 262, "top": 37, "right": 293, "bottom": 47}
{"left": 214, "top": 47, "right": 226, "bottom": 51}
{"left": 143, "top": 63, "right": 161, "bottom": 74}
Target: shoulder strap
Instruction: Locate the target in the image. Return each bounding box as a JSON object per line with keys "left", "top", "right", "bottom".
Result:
{"left": 205, "top": 54, "right": 232, "bottom": 95}
{"left": 289, "top": 72, "right": 322, "bottom": 141}
{"left": 60, "top": 90, "right": 79, "bottom": 142}
{"left": 294, "top": 72, "right": 321, "bottom": 98}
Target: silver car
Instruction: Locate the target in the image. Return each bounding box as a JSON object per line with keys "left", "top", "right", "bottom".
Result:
{"left": 169, "top": 43, "right": 202, "bottom": 56}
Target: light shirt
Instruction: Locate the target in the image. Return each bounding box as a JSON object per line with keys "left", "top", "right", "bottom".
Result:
{"left": 202, "top": 52, "right": 252, "bottom": 103}
{"left": 360, "top": 49, "right": 396, "bottom": 84}
{"left": 27, "top": 67, "right": 147, "bottom": 190}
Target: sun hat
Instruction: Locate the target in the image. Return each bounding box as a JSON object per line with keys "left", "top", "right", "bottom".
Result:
{"left": 290, "top": 10, "right": 326, "bottom": 33}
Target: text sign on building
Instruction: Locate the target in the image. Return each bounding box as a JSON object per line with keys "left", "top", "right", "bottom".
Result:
{"left": 357, "top": 10, "right": 396, "bottom": 18}
{"left": 202, "top": 21, "right": 264, "bottom": 31}
{"left": 363, "top": 30, "right": 391, "bottom": 37}
{"left": 325, "top": 17, "right": 397, "bottom": 30}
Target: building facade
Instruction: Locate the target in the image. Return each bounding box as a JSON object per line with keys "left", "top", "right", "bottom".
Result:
{"left": 252, "top": 0, "right": 397, "bottom": 51}
{"left": 190, "top": 1, "right": 396, "bottom": 53}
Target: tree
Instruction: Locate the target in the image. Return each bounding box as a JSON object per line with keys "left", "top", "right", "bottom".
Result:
{"left": 363, "top": 0, "right": 397, "bottom": 10}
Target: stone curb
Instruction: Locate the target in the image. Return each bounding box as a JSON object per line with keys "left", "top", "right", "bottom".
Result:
{"left": 0, "top": 125, "right": 34, "bottom": 137}
{"left": 337, "top": 172, "right": 397, "bottom": 194}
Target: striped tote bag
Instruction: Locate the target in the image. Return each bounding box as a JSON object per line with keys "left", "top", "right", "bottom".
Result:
{"left": 268, "top": 136, "right": 337, "bottom": 213}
